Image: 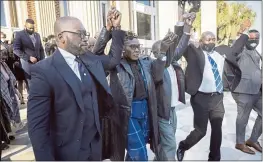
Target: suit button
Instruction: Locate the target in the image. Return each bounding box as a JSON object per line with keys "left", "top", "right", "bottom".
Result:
{"left": 77, "top": 139, "right": 80, "bottom": 142}
{"left": 80, "top": 120, "right": 83, "bottom": 123}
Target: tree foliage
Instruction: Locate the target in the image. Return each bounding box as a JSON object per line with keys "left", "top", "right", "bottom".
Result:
{"left": 192, "top": 0, "right": 256, "bottom": 45}
{"left": 217, "top": 0, "right": 256, "bottom": 45}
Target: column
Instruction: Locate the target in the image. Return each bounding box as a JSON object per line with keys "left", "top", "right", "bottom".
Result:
{"left": 201, "top": 1, "right": 217, "bottom": 37}
{"left": 35, "top": 1, "right": 57, "bottom": 38}
{"left": 158, "top": 1, "right": 179, "bottom": 39}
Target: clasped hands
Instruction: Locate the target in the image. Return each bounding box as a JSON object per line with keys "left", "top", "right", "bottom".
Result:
{"left": 106, "top": 7, "right": 122, "bottom": 31}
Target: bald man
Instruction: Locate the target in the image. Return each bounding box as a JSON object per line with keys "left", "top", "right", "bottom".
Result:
{"left": 27, "top": 11, "right": 125, "bottom": 160}
{"left": 176, "top": 21, "right": 251, "bottom": 161}
{"left": 87, "top": 37, "right": 97, "bottom": 52}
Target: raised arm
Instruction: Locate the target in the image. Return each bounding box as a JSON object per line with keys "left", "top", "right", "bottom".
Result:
{"left": 167, "top": 13, "right": 196, "bottom": 65}
{"left": 151, "top": 32, "right": 178, "bottom": 84}
{"left": 92, "top": 27, "right": 112, "bottom": 56}
{"left": 97, "top": 8, "right": 125, "bottom": 71}
{"left": 27, "top": 65, "right": 54, "bottom": 160}
{"left": 98, "top": 29, "right": 125, "bottom": 71}
{"left": 231, "top": 20, "right": 251, "bottom": 56}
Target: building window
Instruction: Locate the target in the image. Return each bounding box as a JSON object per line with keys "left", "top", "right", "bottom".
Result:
{"left": 136, "top": 0, "right": 151, "bottom": 6}
{"left": 101, "top": 3, "right": 106, "bottom": 27}
{"left": 137, "top": 12, "right": 151, "bottom": 40}
{"left": 63, "top": 0, "right": 68, "bottom": 16}
{"left": 152, "top": 0, "right": 155, "bottom": 7}
{"left": 9, "top": 1, "right": 18, "bottom": 27}
{"left": 1, "top": 1, "right": 7, "bottom": 27}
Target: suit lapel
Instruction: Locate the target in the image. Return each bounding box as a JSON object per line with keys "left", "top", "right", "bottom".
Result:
{"left": 194, "top": 45, "right": 205, "bottom": 73}
{"left": 120, "top": 59, "right": 134, "bottom": 77}
{"left": 79, "top": 53, "right": 112, "bottom": 95}
{"left": 52, "top": 50, "right": 85, "bottom": 112}
{"left": 23, "top": 30, "right": 35, "bottom": 48}
{"left": 247, "top": 52, "right": 260, "bottom": 69}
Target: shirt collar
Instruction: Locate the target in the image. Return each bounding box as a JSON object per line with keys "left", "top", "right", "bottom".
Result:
{"left": 58, "top": 47, "right": 76, "bottom": 65}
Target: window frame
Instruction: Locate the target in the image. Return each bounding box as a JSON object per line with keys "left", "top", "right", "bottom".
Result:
{"left": 136, "top": 11, "right": 152, "bottom": 40}
{"left": 100, "top": 1, "right": 108, "bottom": 28}
{"left": 133, "top": 0, "right": 157, "bottom": 41}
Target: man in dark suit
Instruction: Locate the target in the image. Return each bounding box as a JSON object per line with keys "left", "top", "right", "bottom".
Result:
{"left": 176, "top": 21, "right": 251, "bottom": 161}
{"left": 27, "top": 9, "right": 125, "bottom": 160}
{"left": 13, "top": 19, "right": 45, "bottom": 90}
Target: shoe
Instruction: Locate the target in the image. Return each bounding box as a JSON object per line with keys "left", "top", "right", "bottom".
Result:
{"left": 177, "top": 144, "right": 186, "bottom": 161}
{"left": 246, "top": 140, "right": 262, "bottom": 152}
{"left": 235, "top": 144, "right": 255, "bottom": 154}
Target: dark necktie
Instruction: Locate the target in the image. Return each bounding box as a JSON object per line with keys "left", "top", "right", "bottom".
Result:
{"left": 207, "top": 54, "right": 223, "bottom": 93}
{"left": 75, "top": 56, "right": 92, "bottom": 91}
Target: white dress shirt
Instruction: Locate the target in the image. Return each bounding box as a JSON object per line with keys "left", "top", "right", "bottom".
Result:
{"left": 198, "top": 50, "right": 225, "bottom": 93}
{"left": 58, "top": 47, "right": 81, "bottom": 81}
{"left": 167, "top": 65, "right": 179, "bottom": 107}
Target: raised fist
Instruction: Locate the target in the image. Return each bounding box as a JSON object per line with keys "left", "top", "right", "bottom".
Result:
{"left": 160, "top": 30, "right": 178, "bottom": 53}
{"left": 183, "top": 12, "right": 196, "bottom": 26}
{"left": 239, "top": 19, "right": 251, "bottom": 33}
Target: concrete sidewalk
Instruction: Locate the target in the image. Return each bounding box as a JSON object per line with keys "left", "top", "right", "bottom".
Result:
{"left": 1, "top": 92, "right": 262, "bottom": 161}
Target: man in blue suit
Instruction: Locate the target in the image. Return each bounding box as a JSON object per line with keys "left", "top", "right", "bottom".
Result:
{"left": 27, "top": 9, "right": 125, "bottom": 160}
{"left": 13, "top": 19, "right": 45, "bottom": 90}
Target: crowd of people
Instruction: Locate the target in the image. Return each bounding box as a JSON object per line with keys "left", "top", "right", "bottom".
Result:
{"left": 0, "top": 6, "right": 262, "bottom": 161}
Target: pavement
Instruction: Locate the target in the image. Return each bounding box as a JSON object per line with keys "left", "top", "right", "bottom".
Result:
{"left": 1, "top": 92, "right": 262, "bottom": 161}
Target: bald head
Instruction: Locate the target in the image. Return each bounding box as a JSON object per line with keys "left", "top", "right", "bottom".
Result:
{"left": 151, "top": 40, "right": 161, "bottom": 58}
{"left": 200, "top": 31, "right": 216, "bottom": 52}
{"left": 54, "top": 16, "right": 82, "bottom": 36}
{"left": 94, "top": 32, "right": 100, "bottom": 40}
{"left": 200, "top": 31, "right": 215, "bottom": 42}
{"left": 54, "top": 16, "right": 88, "bottom": 55}
{"left": 87, "top": 37, "right": 97, "bottom": 52}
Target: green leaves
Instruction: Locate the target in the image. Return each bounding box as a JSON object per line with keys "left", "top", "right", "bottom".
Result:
{"left": 216, "top": 1, "right": 256, "bottom": 44}
{"left": 192, "top": 0, "right": 256, "bottom": 45}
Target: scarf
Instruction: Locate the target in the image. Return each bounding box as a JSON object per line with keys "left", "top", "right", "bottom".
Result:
{"left": 126, "top": 58, "right": 147, "bottom": 100}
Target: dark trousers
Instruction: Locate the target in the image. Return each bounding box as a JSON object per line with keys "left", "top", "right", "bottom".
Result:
{"left": 232, "top": 92, "right": 262, "bottom": 144}
{"left": 179, "top": 92, "right": 225, "bottom": 161}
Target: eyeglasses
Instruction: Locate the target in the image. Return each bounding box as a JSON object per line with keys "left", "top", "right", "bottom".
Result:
{"left": 60, "top": 31, "right": 89, "bottom": 39}
{"left": 129, "top": 44, "right": 141, "bottom": 50}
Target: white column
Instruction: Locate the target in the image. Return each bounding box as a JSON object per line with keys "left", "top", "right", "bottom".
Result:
{"left": 201, "top": 1, "right": 217, "bottom": 37}
{"left": 35, "top": 1, "right": 57, "bottom": 38}
{"left": 3, "top": 1, "right": 11, "bottom": 28}
{"left": 158, "top": 1, "right": 178, "bottom": 39}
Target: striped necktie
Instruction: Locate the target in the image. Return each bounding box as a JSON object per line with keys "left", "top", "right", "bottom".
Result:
{"left": 207, "top": 54, "right": 223, "bottom": 93}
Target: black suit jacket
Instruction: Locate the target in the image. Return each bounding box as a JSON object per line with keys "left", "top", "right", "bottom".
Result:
{"left": 27, "top": 30, "right": 125, "bottom": 160}
{"left": 13, "top": 30, "right": 45, "bottom": 76}
{"left": 183, "top": 34, "right": 248, "bottom": 96}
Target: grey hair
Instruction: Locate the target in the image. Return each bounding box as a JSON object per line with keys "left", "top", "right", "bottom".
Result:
{"left": 151, "top": 40, "right": 162, "bottom": 58}
{"left": 200, "top": 31, "right": 215, "bottom": 42}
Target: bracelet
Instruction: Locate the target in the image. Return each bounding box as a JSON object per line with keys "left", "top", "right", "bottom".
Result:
{"left": 112, "top": 26, "right": 121, "bottom": 31}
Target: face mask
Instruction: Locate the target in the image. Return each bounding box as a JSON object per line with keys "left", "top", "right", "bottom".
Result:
{"left": 246, "top": 39, "right": 259, "bottom": 50}
{"left": 26, "top": 29, "right": 34, "bottom": 35}
{"left": 201, "top": 43, "right": 215, "bottom": 53}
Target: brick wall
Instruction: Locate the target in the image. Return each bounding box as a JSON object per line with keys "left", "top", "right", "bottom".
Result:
{"left": 26, "top": 0, "right": 38, "bottom": 32}
{"left": 54, "top": 0, "right": 60, "bottom": 19}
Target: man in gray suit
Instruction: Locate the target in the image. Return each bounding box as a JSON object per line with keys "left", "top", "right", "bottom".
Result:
{"left": 232, "top": 29, "right": 262, "bottom": 154}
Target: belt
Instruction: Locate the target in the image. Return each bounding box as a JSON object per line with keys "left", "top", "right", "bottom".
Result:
{"left": 198, "top": 91, "right": 222, "bottom": 96}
